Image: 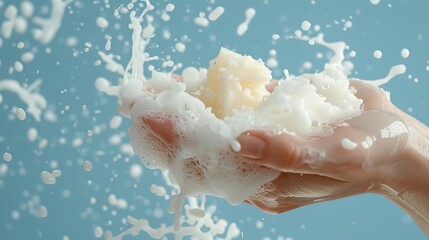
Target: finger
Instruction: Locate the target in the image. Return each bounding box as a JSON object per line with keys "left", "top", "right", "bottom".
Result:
{"left": 144, "top": 117, "right": 177, "bottom": 144}
{"left": 349, "top": 80, "right": 392, "bottom": 111}
{"left": 234, "top": 126, "right": 371, "bottom": 180}
{"left": 246, "top": 173, "right": 366, "bottom": 213}
{"left": 245, "top": 196, "right": 301, "bottom": 214}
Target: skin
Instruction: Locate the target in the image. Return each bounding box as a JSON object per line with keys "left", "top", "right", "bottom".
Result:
{"left": 142, "top": 80, "right": 429, "bottom": 235}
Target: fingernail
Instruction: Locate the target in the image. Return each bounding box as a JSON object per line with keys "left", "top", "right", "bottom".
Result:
{"left": 235, "top": 134, "right": 267, "bottom": 159}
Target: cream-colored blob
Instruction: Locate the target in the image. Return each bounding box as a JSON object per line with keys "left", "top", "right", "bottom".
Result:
{"left": 199, "top": 48, "right": 271, "bottom": 118}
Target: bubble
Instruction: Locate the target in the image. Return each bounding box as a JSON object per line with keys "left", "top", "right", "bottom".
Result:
{"left": 14, "top": 61, "right": 24, "bottom": 72}
{"left": 165, "top": 3, "right": 175, "bottom": 12}
{"left": 39, "top": 205, "right": 48, "bottom": 218}
{"left": 175, "top": 42, "right": 186, "bottom": 53}
{"left": 15, "top": 107, "right": 26, "bottom": 120}
{"left": 109, "top": 115, "right": 122, "bottom": 129}
{"left": 94, "top": 226, "right": 103, "bottom": 238}
{"left": 401, "top": 48, "right": 409, "bottom": 58}
{"left": 17, "top": 42, "right": 25, "bottom": 49}
{"left": 83, "top": 160, "right": 93, "bottom": 172}
{"left": 96, "top": 17, "right": 109, "bottom": 29}
{"left": 373, "top": 50, "right": 382, "bottom": 59}
{"left": 301, "top": 20, "right": 311, "bottom": 31}
{"left": 130, "top": 164, "right": 143, "bottom": 178}
{"left": 3, "top": 152, "right": 12, "bottom": 162}
{"left": 41, "top": 171, "right": 56, "bottom": 184}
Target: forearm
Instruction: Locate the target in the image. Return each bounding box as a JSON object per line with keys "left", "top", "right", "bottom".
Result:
{"left": 384, "top": 111, "right": 429, "bottom": 235}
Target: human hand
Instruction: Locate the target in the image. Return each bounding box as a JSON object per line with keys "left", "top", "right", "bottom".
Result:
{"left": 236, "top": 80, "right": 429, "bottom": 235}
{"left": 236, "top": 80, "right": 410, "bottom": 212}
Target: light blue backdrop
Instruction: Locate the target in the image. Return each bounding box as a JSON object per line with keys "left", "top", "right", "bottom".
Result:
{"left": 0, "top": 0, "right": 428, "bottom": 239}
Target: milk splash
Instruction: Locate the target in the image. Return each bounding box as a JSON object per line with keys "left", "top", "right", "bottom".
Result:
{"left": 97, "top": 1, "right": 407, "bottom": 239}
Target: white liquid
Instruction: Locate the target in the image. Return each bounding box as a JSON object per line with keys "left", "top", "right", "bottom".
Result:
{"left": 237, "top": 8, "right": 256, "bottom": 36}
{"left": 208, "top": 6, "right": 225, "bottom": 21}
{"left": 370, "top": 0, "right": 381, "bottom": 5}
{"left": 0, "top": 79, "right": 47, "bottom": 121}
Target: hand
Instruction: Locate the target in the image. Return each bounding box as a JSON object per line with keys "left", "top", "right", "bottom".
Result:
{"left": 236, "top": 80, "right": 429, "bottom": 235}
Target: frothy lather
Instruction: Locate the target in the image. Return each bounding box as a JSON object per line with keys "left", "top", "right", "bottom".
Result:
{"left": 97, "top": 0, "right": 406, "bottom": 237}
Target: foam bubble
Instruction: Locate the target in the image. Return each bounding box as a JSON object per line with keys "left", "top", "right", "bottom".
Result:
{"left": 175, "top": 42, "right": 186, "bottom": 53}
{"left": 165, "top": 3, "right": 175, "bottom": 12}
{"left": 3, "top": 152, "right": 12, "bottom": 162}
{"left": 401, "top": 48, "right": 409, "bottom": 58}
{"left": 38, "top": 205, "right": 48, "bottom": 218}
{"left": 14, "top": 61, "right": 24, "bottom": 72}
{"left": 83, "top": 160, "right": 93, "bottom": 172}
{"left": 94, "top": 226, "right": 103, "bottom": 238}
{"left": 373, "top": 50, "right": 382, "bottom": 59}
{"left": 15, "top": 107, "right": 26, "bottom": 120}
{"left": 41, "top": 171, "right": 56, "bottom": 184}
{"left": 301, "top": 20, "right": 311, "bottom": 31}
{"left": 109, "top": 115, "right": 122, "bottom": 129}
{"left": 96, "top": 17, "right": 109, "bottom": 29}
{"left": 129, "top": 164, "right": 142, "bottom": 178}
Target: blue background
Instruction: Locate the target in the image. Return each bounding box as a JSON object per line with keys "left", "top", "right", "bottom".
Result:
{"left": 0, "top": 0, "right": 428, "bottom": 239}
